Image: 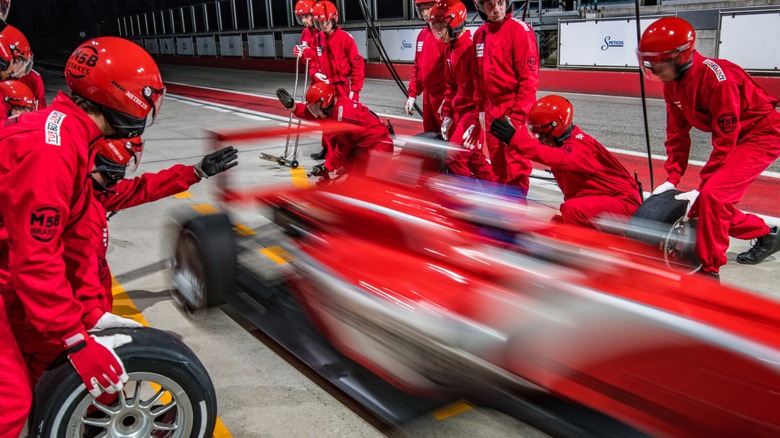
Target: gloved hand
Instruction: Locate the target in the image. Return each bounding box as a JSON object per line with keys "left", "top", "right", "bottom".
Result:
{"left": 478, "top": 111, "right": 486, "bottom": 131}
{"left": 349, "top": 90, "right": 359, "bottom": 101}
{"left": 64, "top": 331, "right": 131, "bottom": 398}
{"left": 195, "top": 146, "right": 239, "bottom": 179}
{"left": 440, "top": 117, "right": 453, "bottom": 141}
{"left": 674, "top": 189, "right": 699, "bottom": 221}
{"left": 404, "top": 96, "right": 416, "bottom": 115}
{"left": 652, "top": 181, "right": 676, "bottom": 195}
{"left": 308, "top": 163, "right": 330, "bottom": 177}
{"left": 88, "top": 312, "right": 143, "bottom": 334}
{"left": 293, "top": 44, "right": 307, "bottom": 58}
{"left": 437, "top": 100, "right": 445, "bottom": 118}
{"left": 490, "top": 117, "right": 516, "bottom": 144}
{"left": 314, "top": 72, "right": 330, "bottom": 84}
{"left": 462, "top": 124, "right": 481, "bottom": 150}
{"left": 276, "top": 88, "right": 295, "bottom": 110}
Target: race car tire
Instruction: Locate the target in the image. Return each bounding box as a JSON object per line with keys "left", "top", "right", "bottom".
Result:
{"left": 399, "top": 131, "right": 449, "bottom": 174}
{"left": 627, "top": 190, "right": 701, "bottom": 272}
{"left": 28, "top": 327, "right": 217, "bottom": 438}
{"left": 172, "top": 212, "right": 236, "bottom": 312}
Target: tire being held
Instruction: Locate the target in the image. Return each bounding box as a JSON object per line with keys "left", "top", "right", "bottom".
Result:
{"left": 29, "top": 327, "right": 218, "bottom": 438}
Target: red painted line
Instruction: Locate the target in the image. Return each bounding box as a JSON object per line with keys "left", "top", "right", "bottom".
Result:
{"left": 166, "top": 82, "right": 780, "bottom": 218}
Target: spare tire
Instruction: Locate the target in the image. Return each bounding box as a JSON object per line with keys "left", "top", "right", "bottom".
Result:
{"left": 627, "top": 190, "right": 701, "bottom": 272}
{"left": 29, "top": 327, "right": 217, "bottom": 438}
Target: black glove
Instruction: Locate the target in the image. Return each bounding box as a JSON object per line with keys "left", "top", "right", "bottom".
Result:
{"left": 276, "top": 88, "right": 294, "bottom": 110}
{"left": 195, "top": 146, "right": 239, "bottom": 179}
{"left": 490, "top": 117, "right": 516, "bottom": 145}
{"left": 308, "top": 163, "right": 330, "bottom": 177}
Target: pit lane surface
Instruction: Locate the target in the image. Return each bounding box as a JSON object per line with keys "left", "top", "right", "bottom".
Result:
{"left": 35, "top": 65, "right": 780, "bottom": 436}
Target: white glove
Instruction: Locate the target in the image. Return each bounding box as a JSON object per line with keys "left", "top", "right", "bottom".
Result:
{"left": 437, "top": 100, "right": 445, "bottom": 117}
{"left": 652, "top": 181, "right": 676, "bottom": 195}
{"left": 674, "top": 189, "right": 699, "bottom": 221}
{"left": 314, "top": 72, "right": 329, "bottom": 84}
{"left": 478, "top": 111, "right": 486, "bottom": 131}
{"left": 404, "top": 96, "right": 416, "bottom": 115}
{"left": 441, "top": 117, "right": 453, "bottom": 141}
{"left": 293, "top": 44, "right": 307, "bottom": 58}
{"left": 88, "top": 312, "right": 143, "bottom": 333}
{"left": 462, "top": 124, "right": 481, "bottom": 150}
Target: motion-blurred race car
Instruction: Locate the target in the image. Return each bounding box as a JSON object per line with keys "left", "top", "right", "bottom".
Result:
{"left": 172, "top": 130, "right": 780, "bottom": 437}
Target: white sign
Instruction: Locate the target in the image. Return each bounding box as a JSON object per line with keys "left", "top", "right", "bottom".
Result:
{"left": 718, "top": 11, "right": 780, "bottom": 71}
{"left": 379, "top": 28, "right": 421, "bottom": 62}
{"left": 220, "top": 35, "right": 243, "bottom": 57}
{"left": 197, "top": 36, "right": 217, "bottom": 56}
{"left": 248, "top": 34, "right": 275, "bottom": 58}
{"left": 159, "top": 37, "right": 175, "bottom": 55}
{"left": 176, "top": 37, "right": 194, "bottom": 56}
{"left": 144, "top": 38, "right": 158, "bottom": 55}
{"left": 559, "top": 17, "right": 661, "bottom": 68}
{"left": 349, "top": 29, "right": 368, "bottom": 60}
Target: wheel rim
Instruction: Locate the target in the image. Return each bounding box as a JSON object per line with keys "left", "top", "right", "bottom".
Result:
{"left": 663, "top": 217, "right": 702, "bottom": 273}
{"left": 64, "top": 372, "right": 195, "bottom": 438}
{"left": 172, "top": 229, "right": 207, "bottom": 313}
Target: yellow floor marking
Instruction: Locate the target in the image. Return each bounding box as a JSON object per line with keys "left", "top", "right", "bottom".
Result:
{"left": 111, "top": 277, "right": 234, "bottom": 437}
{"left": 259, "top": 246, "right": 296, "bottom": 264}
{"left": 234, "top": 223, "right": 256, "bottom": 236}
{"left": 291, "top": 167, "right": 312, "bottom": 189}
{"left": 192, "top": 204, "right": 221, "bottom": 215}
{"left": 173, "top": 191, "right": 192, "bottom": 199}
{"left": 431, "top": 400, "right": 475, "bottom": 420}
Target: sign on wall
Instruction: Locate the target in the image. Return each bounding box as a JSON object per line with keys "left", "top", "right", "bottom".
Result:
{"left": 220, "top": 35, "right": 243, "bottom": 57}
{"left": 558, "top": 17, "right": 661, "bottom": 68}
{"left": 248, "top": 34, "right": 275, "bottom": 58}
{"left": 196, "top": 35, "right": 217, "bottom": 56}
{"left": 176, "top": 37, "right": 194, "bottom": 56}
{"left": 378, "top": 28, "right": 419, "bottom": 62}
{"left": 159, "top": 37, "right": 175, "bottom": 55}
{"left": 718, "top": 10, "right": 780, "bottom": 71}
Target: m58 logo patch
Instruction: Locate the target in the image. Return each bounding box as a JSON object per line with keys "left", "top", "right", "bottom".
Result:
{"left": 717, "top": 113, "right": 738, "bottom": 133}
{"left": 45, "top": 111, "right": 67, "bottom": 146}
{"left": 28, "top": 206, "right": 61, "bottom": 242}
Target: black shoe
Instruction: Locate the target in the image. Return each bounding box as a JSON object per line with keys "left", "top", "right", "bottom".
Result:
{"left": 310, "top": 148, "right": 327, "bottom": 160}
{"left": 736, "top": 226, "right": 780, "bottom": 265}
{"left": 696, "top": 270, "right": 720, "bottom": 282}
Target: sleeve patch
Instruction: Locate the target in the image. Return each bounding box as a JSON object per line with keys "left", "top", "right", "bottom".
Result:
{"left": 28, "top": 206, "right": 62, "bottom": 242}
{"left": 703, "top": 59, "right": 727, "bottom": 82}
{"left": 717, "top": 113, "right": 738, "bottom": 133}
{"left": 45, "top": 111, "right": 67, "bottom": 146}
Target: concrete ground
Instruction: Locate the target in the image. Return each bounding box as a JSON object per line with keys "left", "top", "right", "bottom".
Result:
{"left": 30, "top": 63, "right": 780, "bottom": 437}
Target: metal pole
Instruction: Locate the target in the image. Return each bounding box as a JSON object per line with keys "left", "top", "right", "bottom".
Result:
{"left": 634, "top": 0, "right": 654, "bottom": 191}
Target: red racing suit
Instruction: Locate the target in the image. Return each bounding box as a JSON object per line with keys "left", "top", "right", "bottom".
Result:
{"left": 310, "top": 26, "right": 364, "bottom": 100}
{"left": 662, "top": 51, "right": 780, "bottom": 273}
{"left": 473, "top": 16, "right": 538, "bottom": 190}
{"left": 293, "top": 99, "right": 393, "bottom": 174}
{"left": 511, "top": 126, "right": 641, "bottom": 229}
{"left": 298, "top": 26, "right": 321, "bottom": 79}
{"left": 408, "top": 26, "right": 447, "bottom": 133}
{"left": 19, "top": 69, "right": 47, "bottom": 109}
{"left": 93, "top": 165, "right": 200, "bottom": 308}
{"left": 441, "top": 30, "right": 496, "bottom": 182}
{"left": 0, "top": 92, "right": 103, "bottom": 436}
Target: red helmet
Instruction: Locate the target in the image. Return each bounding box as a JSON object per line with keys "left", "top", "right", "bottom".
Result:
{"left": 0, "top": 22, "right": 32, "bottom": 79}
{"left": 312, "top": 1, "right": 338, "bottom": 26}
{"left": 65, "top": 37, "right": 165, "bottom": 138}
{"left": 0, "top": 79, "right": 36, "bottom": 115}
{"left": 527, "top": 95, "right": 574, "bottom": 142}
{"left": 305, "top": 82, "right": 335, "bottom": 117}
{"left": 294, "top": 0, "right": 315, "bottom": 15}
{"left": 415, "top": 0, "right": 438, "bottom": 21}
{"left": 430, "top": 0, "right": 467, "bottom": 36}
{"left": 94, "top": 136, "right": 145, "bottom": 171}
{"left": 637, "top": 17, "right": 696, "bottom": 81}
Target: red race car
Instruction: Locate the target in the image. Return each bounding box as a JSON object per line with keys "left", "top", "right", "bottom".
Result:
{"left": 173, "top": 128, "right": 780, "bottom": 437}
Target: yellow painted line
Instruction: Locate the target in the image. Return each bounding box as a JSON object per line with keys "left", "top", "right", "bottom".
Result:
{"left": 259, "top": 246, "right": 296, "bottom": 264}
{"left": 173, "top": 191, "right": 193, "bottom": 199}
{"left": 290, "top": 167, "right": 312, "bottom": 189}
{"left": 111, "top": 277, "right": 234, "bottom": 437}
{"left": 431, "top": 400, "right": 475, "bottom": 420}
{"left": 192, "top": 204, "right": 221, "bottom": 215}
{"left": 234, "top": 223, "right": 256, "bottom": 236}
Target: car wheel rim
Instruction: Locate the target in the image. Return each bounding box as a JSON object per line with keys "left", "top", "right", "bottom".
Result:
{"left": 172, "top": 230, "right": 206, "bottom": 312}
{"left": 663, "top": 217, "right": 701, "bottom": 273}
{"left": 65, "top": 372, "right": 194, "bottom": 438}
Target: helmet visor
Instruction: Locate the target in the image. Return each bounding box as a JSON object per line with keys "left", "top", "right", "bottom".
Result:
{"left": 9, "top": 55, "right": 30, "bottom": 79}
{"left": 306, "top": 102, "right": 326, "bottom": 118}
{"left": 143, "top": 85, "right": 166, "bottom": 127}
{"left": 123, "top": 138, "right": 145, "bottom": 171}
{"left": 415, "top": 2, "right": 436, "bottom": 21}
